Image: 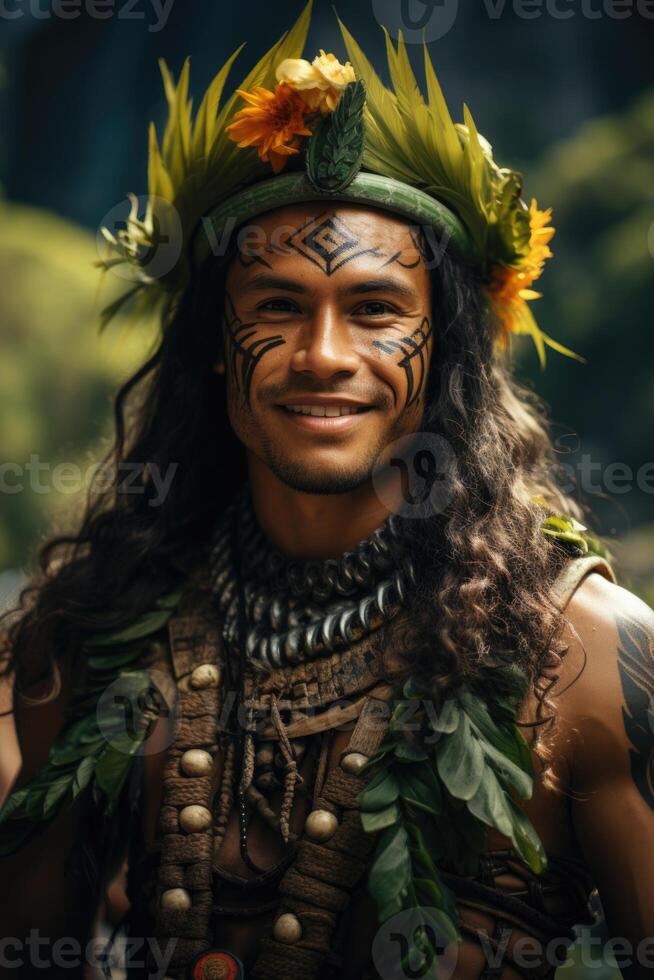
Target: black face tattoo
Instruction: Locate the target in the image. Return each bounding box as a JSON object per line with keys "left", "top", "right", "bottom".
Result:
{"left": 615, "top": 611, "right": 654, "bottom": 809}
{"left": 225, "top": 214, "right": 431, "bottom": 409}
{"left": 237, "top": 249, "right": 273, "bottom": 271}
{"left": 372, "top": 317, "right": 433, "bottom": 409}
{"left": 379, "top": 228, "right": 432, "bottom": 271}
{"left": 279, "top": 212, "right": 385, "bottom": 276}
{"left": 223, "top": 292, "right": 286, "bottom": 409}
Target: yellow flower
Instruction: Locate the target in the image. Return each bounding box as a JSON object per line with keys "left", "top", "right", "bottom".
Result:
{"left": 276, "top": 50, "right": 355, "bottom": 114}
{"left": 313, "top": 50, "right": 356, "bottom": 92}
{"left": 488, "top": 199, "right": 555, "bottom": 342}
{"left": 225, "top": 83, "right": 313, "bottom": 174}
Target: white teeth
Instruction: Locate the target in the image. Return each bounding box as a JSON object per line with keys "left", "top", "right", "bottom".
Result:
{"left": 282, "top": 404, "right": 364, "bottom": 417}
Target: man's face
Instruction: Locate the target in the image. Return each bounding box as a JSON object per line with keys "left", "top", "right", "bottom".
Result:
{"left": 214, "top": 203, "right": 434, "bottom": 494}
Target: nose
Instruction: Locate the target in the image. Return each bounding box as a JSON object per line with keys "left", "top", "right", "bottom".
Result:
{"left": 289, "top": 304, "right": 361, "bottom": 379}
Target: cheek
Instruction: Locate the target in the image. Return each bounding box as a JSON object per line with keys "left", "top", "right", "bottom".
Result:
{"left": 367, "top": 327, "right": 433, "bottom": 412}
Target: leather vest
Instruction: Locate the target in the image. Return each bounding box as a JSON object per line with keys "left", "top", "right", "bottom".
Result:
{"left": 123, "top": 553, "right": 616, "bottom": 980}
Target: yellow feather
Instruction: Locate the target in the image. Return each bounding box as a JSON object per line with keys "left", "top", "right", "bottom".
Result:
{"left": 511, "top": 302, "right": 585, "bottom": 368}
{"left": 211, "top": 0, "right": 313, "bottom": 171}
{"left": 423, "top": 45, "right": 463, "bottom": 178}
{"left": 461, "top": 103, "right": 492, "bottom": 247}
{"left": 192, "top": 44, "right": 245, "bottom": 164}
{"left": 338, "top": 18, "right": 406, "bottom": 159}
{"left": 147, "top": 122, "right": 174, "bottom": 202}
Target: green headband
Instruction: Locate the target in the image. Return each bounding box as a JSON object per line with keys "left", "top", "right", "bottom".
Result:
{"left": 191, "top": 171, "right": 476, "bottom": 273}
{"left": 96, "top": 2, "right": 583, "bottom": 366}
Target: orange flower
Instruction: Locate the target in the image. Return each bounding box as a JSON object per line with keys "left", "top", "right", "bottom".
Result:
{"left": 488, "top": 199, "right": 555, "bottom": 344}
{"left": 225, "top": 83, "right": 313, "bottom": 173}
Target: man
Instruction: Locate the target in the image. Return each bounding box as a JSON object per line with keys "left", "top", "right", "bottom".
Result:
{"left": 1, "top": 6, "right": 653, "bottom": 980}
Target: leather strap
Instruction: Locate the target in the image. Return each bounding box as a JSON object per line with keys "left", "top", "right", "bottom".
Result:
{"left": 549, "top": 554, "right": 616, "bottom": 611}
{"left": 148, "top": 588, "right": 225, "bottom": 976}
{"left": 248, "top": 695, "right": 391, "bottom": 980}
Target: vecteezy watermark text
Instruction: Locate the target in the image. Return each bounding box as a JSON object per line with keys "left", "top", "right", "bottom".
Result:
{"left": 199, "top": 215, "right": 451, "bottom": 272}
{"left": 0, "top": 457, "right": 177, "bottom": 507}
{"left": 0, "top": 0, "right": 174, "bottom": 31}
{"left": 373, "top": 0, "right": 654, "bottom": 43}
{"left": 0, "top": 932, "right": 176, "bottom": 973}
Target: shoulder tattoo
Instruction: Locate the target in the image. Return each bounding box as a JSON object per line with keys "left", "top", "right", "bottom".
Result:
{"left": 616, "top": 610, "right": 654, "bottom": 809}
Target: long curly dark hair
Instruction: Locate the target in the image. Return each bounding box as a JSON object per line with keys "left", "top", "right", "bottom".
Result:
{"left": 1, "top": 227, "right": 592, "bottom": 781}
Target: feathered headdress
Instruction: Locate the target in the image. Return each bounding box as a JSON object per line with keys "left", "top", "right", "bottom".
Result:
{"left": 97, "top": 1, "right": 582, "bottom": 367}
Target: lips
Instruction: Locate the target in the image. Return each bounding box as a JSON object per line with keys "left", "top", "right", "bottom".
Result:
{"left": 280, "top": 404, "right": 370, "bottom": 417}
{"left": 274, "top": 402, "right": 373, "bottom": 433}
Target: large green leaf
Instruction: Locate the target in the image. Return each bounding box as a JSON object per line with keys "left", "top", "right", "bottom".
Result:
{"left": 72, "top": 756, "right": 95, "bottom": 799}
{"left": 396, "top": 765, "right": 442, "bottom": 816}
{"left": 507, "top": 798, "right": 547, "bottom": 873}
{"left": 368, "top": 823, "right": 412, "bottom": 920}
{"left": 460, "top": 690, "right": 533, "bottom": 775}
{"left": 466, "top": 767, "right": 514, "bottom": 839}
{"left": 436, "top": 712, "right": 484, "bottom": 800}
{"left": 43, "top": 776, "right": 72, "bottom": 818}
{"left": 84, "top": 607, "right": 178, "bottom": 647}
{"left": 95, "top": 739, "right": 142, "bottom": 802}
{"left": 394, "top": 741, "right": 429, "bottom": 763}
{"left": 361, "top": 802, "right": 400, "bottom": 833}
{"left": 430, "top": 699, "right": 460, "bottom": 734}
{"left": 359, "top": 770, "right": 400, "bottom": 811}
{"left": 480, "top": 739, "right": 533, "bottom": 799}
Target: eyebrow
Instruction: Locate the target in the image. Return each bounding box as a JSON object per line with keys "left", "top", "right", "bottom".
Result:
{"left": 241, "top": 274, "right": 307, "bottom": 294}
{"left": 241, "top": 273, "right": 419, "bottom": 300}
{"left": 341, "top": 277, "right": 418, "bottom": 299}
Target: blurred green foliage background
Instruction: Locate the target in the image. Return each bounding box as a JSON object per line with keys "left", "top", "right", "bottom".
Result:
{"left": 0, "top": 204, "right": 155, "bottom": 583}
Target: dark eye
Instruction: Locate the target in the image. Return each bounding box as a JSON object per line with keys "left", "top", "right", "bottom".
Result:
{"left": 355, "top": 301, "right": 396, "bottom": 317}
{"left": 258, "top": 297, "right": 299, "bottom": 313}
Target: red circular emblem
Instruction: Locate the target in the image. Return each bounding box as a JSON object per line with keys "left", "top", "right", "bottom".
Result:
{"left": 190, "top": 949, "right": 242, "bottom": 980}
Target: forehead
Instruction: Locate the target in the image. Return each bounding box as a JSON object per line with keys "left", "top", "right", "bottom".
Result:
{"left": 251, "top": 202, "right": 418, "bottom": 245}
{"left": 226, "top": 202, "right": 430, "bottom": 285}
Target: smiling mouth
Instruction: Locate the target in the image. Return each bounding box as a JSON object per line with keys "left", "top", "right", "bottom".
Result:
{"left": 279, "top": 404, "right": 372, "bottom": 417}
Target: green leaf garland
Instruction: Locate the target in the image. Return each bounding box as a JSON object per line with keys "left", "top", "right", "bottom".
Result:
{"left": 0, "top": 588, "right": 183, "bottom": 855}
{"left": 359, "top": 669, "right": 542, "bottom": 968}
{"left": 359, "top": 509, "right": 613, "bottom": 967}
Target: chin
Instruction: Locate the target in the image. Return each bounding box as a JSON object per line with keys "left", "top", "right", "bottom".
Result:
{"left": 266, "top": 456, "right": 373, "bottom": 496}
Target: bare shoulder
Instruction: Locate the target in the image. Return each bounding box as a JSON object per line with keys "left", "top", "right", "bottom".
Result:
{"left": 553, "top": 570, "right": 654, "bottom": 800}
{"left": 2, "top": 645, "right": 77, "bottom": 800}
{"left": 561, "top": 571, "right": 654, "bottom": 694}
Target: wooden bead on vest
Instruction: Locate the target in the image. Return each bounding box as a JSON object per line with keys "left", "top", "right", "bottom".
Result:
{"left": 180, "top": 749, "right": 213, "bottom": 776}
{"left": 160, "top": 887, "right": 191, "bottom": 911}
{"left": 273, "top": 912, "right": 302, "bottom": 944}
{"left": 340, "top": 751, "right": 369, "bottom": 775}
{"left": 179, "top": 804, "right": 213, "bottom": 833}
{"left": 190, "top": 663, "right": 221, "bottom": 689}
{"left": 304, "top": 808, "right": 338, "bottom": 842}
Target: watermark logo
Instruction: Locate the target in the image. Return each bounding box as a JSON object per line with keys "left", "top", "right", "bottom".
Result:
{"left": 372, "top": 907, "right": 459, "bottom": 980}
{"left": 96, "top": 668, "right": 179, "bottom": 756}
{"left": 372, "top": 0, "right": 460, "bottom": 42}
{"left": 97, "top": 194, "right": 182, "bottom": 284}
{"left": 372, "top": 433, "right": 458, "bottom": 520}
{"left": 198, "top": 215, "right": 450, "bottom": 272}
{"left": 372, "top": 0, "right": 654, "bottom": 39}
